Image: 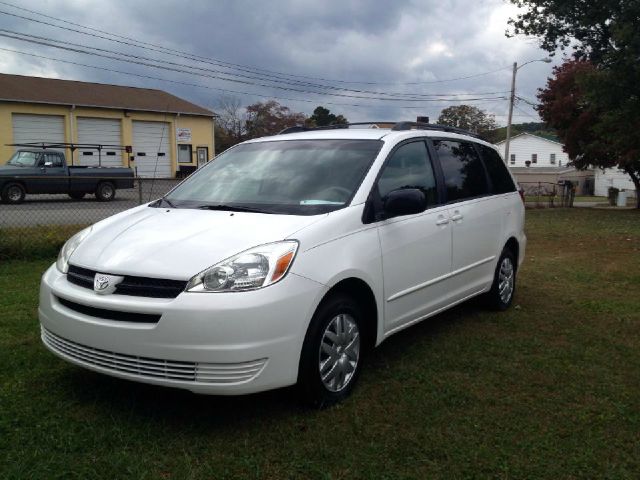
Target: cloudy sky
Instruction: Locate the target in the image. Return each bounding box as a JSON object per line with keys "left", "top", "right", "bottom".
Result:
{"left": 0, "top": 0, "right": 560, "bottom": 125}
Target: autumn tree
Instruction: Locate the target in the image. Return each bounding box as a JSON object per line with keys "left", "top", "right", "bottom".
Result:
{"left": 508, "top": 0, "right": 640, "bottom": 206}
{"left": 245, "top": 100, "right": 307, "bottom": 139}
{"left": 437, "top": 105, "right": 497, "bottom": 138}
{"left": 307, "top": 106, "right": 348, "bottom": 127}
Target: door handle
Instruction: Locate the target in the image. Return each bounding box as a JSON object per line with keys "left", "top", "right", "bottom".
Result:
{"left": 435, "top": 216, "right": 449, "bottom": 226}
{"left": 450, "top": 213, "right": 463, "bottom": 222}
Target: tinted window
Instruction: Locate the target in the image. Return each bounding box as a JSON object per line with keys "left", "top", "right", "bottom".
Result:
{"left": 479, "top": 145, "right": 516, "bottom": 194}
{"left": 433, "top": 140, "right": 488, "bottom": 202}
{"left": 377, "top": 141, "right": 437, "bottom": 205}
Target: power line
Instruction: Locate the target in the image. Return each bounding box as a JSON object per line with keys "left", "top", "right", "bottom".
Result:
{"left": 0, "top": 1, "right": 512, "bottom": 87}
{"left": 0, "top": 46, "right": 507, "bottom": 111}
{"left": 0, "top": 16, "right": 510, "bottom": 100}
{"left": 0, "top": 30, "right": 510, "bottom": 103}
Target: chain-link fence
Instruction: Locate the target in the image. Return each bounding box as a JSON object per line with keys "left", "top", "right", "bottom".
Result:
{"left": 519, "top": 181, "right": 576, "bottom": 208}
{"left": 0, "top": 177, "right": 181, "bottom": 259}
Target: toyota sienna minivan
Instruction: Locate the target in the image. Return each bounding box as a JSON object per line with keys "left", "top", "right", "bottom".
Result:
{"left": 39, "top": 122, "right": 525, "bottom": 407}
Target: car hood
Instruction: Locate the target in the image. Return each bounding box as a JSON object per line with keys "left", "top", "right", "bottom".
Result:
{"left": 70, "top": 206, "right": 325, "bottom": 279}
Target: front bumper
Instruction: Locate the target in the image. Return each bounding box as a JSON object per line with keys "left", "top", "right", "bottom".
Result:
{"left": 39, "top": 264, "right": 327, "bottom": 394}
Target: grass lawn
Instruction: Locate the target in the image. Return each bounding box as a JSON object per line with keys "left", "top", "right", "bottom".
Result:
{"left": 1, "top": 208, "right": 639, "bottom": 479}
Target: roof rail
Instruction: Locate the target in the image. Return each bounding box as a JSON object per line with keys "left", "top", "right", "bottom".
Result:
{"left": 391, "top": 122, "right": 482, "bottom": 138}
{"left": 278, "top": 122, "right": 396, "bottom": 135}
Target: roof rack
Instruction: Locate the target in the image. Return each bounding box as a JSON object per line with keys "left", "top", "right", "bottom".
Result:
{"left": 391, "top": 122, "right": 482, "bottom": 138}
{"left": 7, "top": 142, "right": 132, "bottom": 166}
{"left": 278, "top": 121, "right": 482, "bottom": 138}
{"left": 278, "top": 122, "right": 395, "bottom": 135}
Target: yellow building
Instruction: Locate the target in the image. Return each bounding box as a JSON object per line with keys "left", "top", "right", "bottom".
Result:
{"left": 0, "top": 73, "right": 215, "bottom": 177}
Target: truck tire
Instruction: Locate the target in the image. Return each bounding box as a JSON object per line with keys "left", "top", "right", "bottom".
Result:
{"left": 95, "top": 182, "right": 116, "bottom": 202}
{"left": 69, "top": 192, "right": 85, "bottom": 200}
{"left": 1, "top": 183, "right": 26, "bottom": 204}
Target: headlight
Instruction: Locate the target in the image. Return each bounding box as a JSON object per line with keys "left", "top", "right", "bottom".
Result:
{"left": 56, "top": 226, "right": 92, "bottom": 273}
{"left": 186, "top": 241, "right": 299, "bottom": 292}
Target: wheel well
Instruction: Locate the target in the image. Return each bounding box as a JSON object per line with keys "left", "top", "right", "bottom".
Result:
{"left": 505, "top": 237, "right": 519, "bottom": 266}
{"left": 324, "top": 278, "right": 378, "bottom": 352}
{"left": 3, "top": 180, "right": 25, "bottom": 191}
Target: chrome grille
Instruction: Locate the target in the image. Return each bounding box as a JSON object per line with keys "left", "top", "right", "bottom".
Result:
{"left": 41, "top": 328, "right": 267, "bottom": 384}
{"left": 67, "top": 265, "right": 187, "bottom": 299}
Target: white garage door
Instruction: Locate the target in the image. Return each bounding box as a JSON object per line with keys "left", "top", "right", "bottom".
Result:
{"left": 12, "top": 114, "right": 65, "bottom": 150}
{"left": 132, "top": 121, "right": 172, "bottom": 178}
{"left": 77, "top": 117, "right": 122, "bottom": 167}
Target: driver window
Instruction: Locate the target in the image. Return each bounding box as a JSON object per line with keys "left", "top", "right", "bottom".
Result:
{"left": 43, "top": 153, "right": 63, "bottom": 167}
{"left": 377, "top": 141, "right": 437, "bottom": 205}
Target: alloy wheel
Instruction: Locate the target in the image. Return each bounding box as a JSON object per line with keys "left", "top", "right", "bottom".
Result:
{"left": 319, "top": 313, "right": 360, "bottom": 392}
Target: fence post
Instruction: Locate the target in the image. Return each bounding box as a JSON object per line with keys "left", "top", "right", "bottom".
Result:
{"left": 138, "top": 178, "right": 143, "bottom": 205}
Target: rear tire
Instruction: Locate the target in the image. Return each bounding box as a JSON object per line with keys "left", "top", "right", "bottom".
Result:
{"left": 95, "top": 182, "right": 116, "bottom": 202}
{"left": 1, "top": 183, "right": 26, "bottom": 204}
{"left": 484, "top": 248, "right": 517, "bottom": 311}
{"left": 68, "top": 192, "right": 85, "bottom": 200}
{"left": 297, "top": 293, "right": 364, "bottom": 408}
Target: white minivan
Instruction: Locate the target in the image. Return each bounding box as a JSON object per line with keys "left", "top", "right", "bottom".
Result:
{"left": 39, "top": 122, "right": 525, "bottom": 407}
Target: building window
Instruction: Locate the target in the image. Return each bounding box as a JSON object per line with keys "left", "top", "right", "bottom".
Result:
{"left": 550, "top": 153, "right": 556, "bottom": 164}
{"left": 532, "top": 153, "right": 538, "bottom": 164}
{"left": 178, "top": 144, "right": 192, "bottom": 163}
{"left": 510, "top": 154, "right": 515, "bottom": 165}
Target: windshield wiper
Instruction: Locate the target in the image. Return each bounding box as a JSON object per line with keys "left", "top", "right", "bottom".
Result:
{"left": 196, "top": 204, "right": 272, "bottom": 214}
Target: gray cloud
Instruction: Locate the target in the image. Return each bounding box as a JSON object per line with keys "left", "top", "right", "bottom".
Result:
{"left": 0, "top": 0, "right": 557, "bottom": 124}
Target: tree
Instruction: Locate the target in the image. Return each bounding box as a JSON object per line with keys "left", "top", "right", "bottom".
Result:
{"left": 508, "top": 0, "right": 640, "bottom": 207}
{"left": 244, "top": 100, "right": 307, "bottom": 139}
{"left": 214, "top": 96, "right": 245, "bottom": 153}
{"left": 437, "top": 105, "right": 497, "bottom": 139}
{"left": 307, "top": 106, "right": 348, "bottom": 127}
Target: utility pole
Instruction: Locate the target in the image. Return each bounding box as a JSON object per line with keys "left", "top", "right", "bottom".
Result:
{"left": 504, "top": 62, "right": 517, "bottom": 164}
{"left": 503, "top": 58, "right": 551, "bottom": 164}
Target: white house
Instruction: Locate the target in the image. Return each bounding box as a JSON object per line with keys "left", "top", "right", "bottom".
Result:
{"left": 495, "top": 133, "right": 569, "bottom": 168}
{"left": 594, "top": 168, "right": 637, "bottom": 197}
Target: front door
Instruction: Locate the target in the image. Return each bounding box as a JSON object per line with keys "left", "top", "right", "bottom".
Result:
{"left": 32, "top": 152, "right": 68, "bottom": 194}
{"left": 375, "top": 140, "right": 453, "bottom": 334}
{"left": 197, "top": 147, "right": 208, "bottom": 167}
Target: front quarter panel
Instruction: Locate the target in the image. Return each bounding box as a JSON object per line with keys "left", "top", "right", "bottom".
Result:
{"left": 289, "top": 205, "right": 385, "bottom": 345}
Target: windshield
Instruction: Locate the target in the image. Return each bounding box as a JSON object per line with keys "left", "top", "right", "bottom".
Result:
{"left": 7, "top": 151, "right": 40, "bottom": 167}
{"left": 164, "top": 139, "right": 383, "bottom": 215}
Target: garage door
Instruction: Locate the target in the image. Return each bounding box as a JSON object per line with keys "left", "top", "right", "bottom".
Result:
{"left": 12, "top": 114, "right": 65, "bottom": 151}
{"left": 132, "top": 121, "right": 172, "bottom": 178}
{"left": 77, "top": 117, "right": 122, "bottom": 167}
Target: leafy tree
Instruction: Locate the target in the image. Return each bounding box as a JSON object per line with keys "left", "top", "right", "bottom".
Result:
{"left": 437, "top": 105, "right": 497, "bottom": 139}
{"left": 245, "top": 100, "right": 307, "bottom": 139}
{"left": 508, "top": 0, "right": 640, "bottom": 206}
{"left": 307, "top": 106, "right": 348, "bottom": 127}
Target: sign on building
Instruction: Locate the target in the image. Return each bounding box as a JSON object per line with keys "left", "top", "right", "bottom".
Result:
{"left": 176, "top": 128, "right": 192, "bottom": 142}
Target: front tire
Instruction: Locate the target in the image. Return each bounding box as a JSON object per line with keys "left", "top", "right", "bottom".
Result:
{"left": 95, "top": 182, "right": 116, "bottom": 202}
{"left": 484, "top": 249, "right": 517, "bottom": 311}
{"left": 1, "top": 183, "right": 26, "bottom": 204}
{"left": 297, "top": 293, "right": 364, "bottom": 408}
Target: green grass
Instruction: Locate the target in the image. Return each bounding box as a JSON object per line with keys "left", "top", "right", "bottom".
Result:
{"left": 1, "top": 209, "right": 639, "bottom": 479}
{"left": 0, "top": 225, "right": 86, "bottom": 261}
{"left": 572, "top": 195, "right": 607, "bottom": 203}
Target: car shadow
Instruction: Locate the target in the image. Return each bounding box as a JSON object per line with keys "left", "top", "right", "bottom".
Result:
{"left": 57, "top": 298, "right": 490, "bottom": 426}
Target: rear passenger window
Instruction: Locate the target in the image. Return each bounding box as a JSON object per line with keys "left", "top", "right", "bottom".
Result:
{"left": 433, "top": 140, "right": 488, "bottom": 202}
{"left": 377, "top": 141, "right": 437, "bottom": 205}
{"left": 479, "top": 145, "right": 516, "bottom": 194}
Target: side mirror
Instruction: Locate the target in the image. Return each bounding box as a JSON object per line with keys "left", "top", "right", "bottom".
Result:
{"left": 43, "top": 161, "right": 53, "bottom": 168}
{"left": 383, "top": 188, "right": 427, "bottom": 219}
